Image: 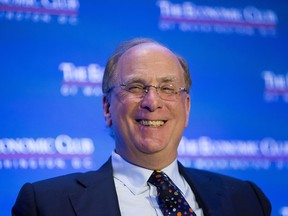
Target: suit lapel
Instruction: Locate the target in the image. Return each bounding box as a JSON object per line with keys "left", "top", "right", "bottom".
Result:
{"left": 69, "top": 159, "right": 121, "bottom": 216}
{"left": 179, "top": 163, "right": 236, "bottom": 216}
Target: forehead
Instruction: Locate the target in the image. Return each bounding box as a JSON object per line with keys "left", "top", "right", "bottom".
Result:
{"left": 115, "top": 43, "right": 185, "bottom": 83}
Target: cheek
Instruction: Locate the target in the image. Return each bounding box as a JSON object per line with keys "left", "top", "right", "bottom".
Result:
{"left": 110, "top": 100, "right": 131, "bottom": 125}
{"left": 169, "top": 100, "right": 190, "bottom": 128}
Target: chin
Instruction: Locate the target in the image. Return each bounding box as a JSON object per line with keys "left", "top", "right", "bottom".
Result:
{"left": 137, "top": 141, "right": 167, "bottom": 154}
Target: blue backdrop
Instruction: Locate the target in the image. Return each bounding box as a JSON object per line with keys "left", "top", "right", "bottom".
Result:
{"left": 1, "top": 1, "right": 287, "bottom": 216}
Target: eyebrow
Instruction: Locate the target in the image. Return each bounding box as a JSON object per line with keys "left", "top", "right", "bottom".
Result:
{"left": 121, "top": 77, "right": 145, "bottom": 84}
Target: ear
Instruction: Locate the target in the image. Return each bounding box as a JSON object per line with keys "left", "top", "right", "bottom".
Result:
{"left": 102, "top": 95, "right": 112, "bottom": 127}
{"left": 185, "top": 94, "right": 191, "bottom": 127}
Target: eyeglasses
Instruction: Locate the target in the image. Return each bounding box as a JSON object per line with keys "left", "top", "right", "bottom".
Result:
{"left": 108, "top": 82, "right": 188, "bottom": 101}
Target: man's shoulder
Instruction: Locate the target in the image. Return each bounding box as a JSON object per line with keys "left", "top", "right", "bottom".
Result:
{"left": 31, "top": 159, "right": 113, "bottom": 192}
{"left": 180, "top": 164, "right": 245, "bottom": 184}
{"left": 179, "top": 164, "right": 261, "bottom": 191}
{"left": 32, "top": 172, "right": 85, "bottom": 188}
{"left": 180, "top": 164, "right": 269, "bottom": 201}
{"left": 181, "top": 165, "right": 271, "bottom": 215}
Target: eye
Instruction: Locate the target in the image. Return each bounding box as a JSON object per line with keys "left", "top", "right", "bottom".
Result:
{"left": 160, "top": 84, "right": 177, "bottom": 94}
{"left": 125, "top": 83, "right": 145, "bottom": 93}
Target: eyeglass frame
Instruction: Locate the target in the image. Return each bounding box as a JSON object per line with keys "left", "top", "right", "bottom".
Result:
{"left": 107, "top": 82, "right": 188, "bottom": 101}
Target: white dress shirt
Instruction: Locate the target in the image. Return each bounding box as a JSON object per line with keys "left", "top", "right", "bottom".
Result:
{"left": 112, "top": 151, "right": 204, "bottom": 216}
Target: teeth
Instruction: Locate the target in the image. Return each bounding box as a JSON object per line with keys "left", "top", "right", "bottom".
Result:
{"left": 138, "top": 120, "right": 165, "bottom": 126}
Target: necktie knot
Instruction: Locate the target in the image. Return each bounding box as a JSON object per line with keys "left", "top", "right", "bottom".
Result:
{"left": 148, "top": 170, "right": 176, "bottom": 199}
{"left": 148, "top": 170, "right": 197, "bottom": 216}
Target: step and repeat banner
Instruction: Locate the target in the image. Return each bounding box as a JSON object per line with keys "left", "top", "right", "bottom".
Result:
{"left": 1, "top": 1, "right": 287, "bottom": 215}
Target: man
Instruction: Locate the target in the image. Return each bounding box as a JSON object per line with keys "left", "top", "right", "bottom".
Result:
{"left": 12, "top": 38, "right": 271, "bottom": 216}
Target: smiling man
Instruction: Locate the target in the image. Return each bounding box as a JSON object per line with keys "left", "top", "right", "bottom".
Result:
{"left": 102, "top": 40, "right": 190, "bottom": 171}
{"left": 12, "top": 38, "right": 271, "bottom": 216}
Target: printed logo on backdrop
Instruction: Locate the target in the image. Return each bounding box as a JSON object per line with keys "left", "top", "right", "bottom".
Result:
{"left": 280, "top": 206, "right": 288, "bottom": 216}
{"left": 156, "top": 1, "right": 278, "bottom": 36}
{"left": 263, "top": 71, "right": 288, "bottom": 103}
{"left": 0, "top": 135, "right": 95, "bottom": 170}
{"left": 178, "top": 136, "right": 288, "bottom": 170}
{"left": 59, "top": 62, "right": 104, "bottom": 97}
{"left": 0, "top": 0, "right": 79, "bottom": 24}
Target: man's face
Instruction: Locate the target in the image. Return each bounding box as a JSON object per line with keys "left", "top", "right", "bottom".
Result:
{"left": 103, "top": 43, "right": 190, "bottom": 168}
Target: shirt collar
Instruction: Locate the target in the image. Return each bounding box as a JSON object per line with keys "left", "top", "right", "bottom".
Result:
{"left": 111, "top": 151, "right": 183, "bottom": 195}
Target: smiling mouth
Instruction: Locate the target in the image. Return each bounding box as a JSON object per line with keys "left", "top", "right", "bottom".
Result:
{"left": 137, "top": 120, "right": 166, "bottom": 127}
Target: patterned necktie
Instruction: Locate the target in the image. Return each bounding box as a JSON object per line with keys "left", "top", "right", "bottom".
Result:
{"left": 148, "top": 170, "right": 197, "bottom": 216}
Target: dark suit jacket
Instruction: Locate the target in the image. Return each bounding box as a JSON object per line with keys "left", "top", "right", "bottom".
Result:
{"left": 12, "top": 158, "right": 271, "bottom": 216}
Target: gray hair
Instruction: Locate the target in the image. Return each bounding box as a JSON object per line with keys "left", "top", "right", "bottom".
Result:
{"left": 102, "top": 38, "right": 192, "bottom": 96}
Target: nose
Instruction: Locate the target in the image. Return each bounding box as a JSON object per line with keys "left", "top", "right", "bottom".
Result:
{"left": 140, "top": 86, "right": 163, "bottom": 111}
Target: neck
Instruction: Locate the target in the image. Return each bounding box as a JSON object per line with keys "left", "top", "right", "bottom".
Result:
{"left": 115, "top": 149, "right": 177, "bottom": 170}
